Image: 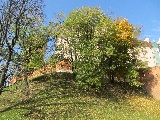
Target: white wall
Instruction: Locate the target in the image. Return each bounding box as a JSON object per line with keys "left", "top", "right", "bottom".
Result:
{"left": 138, "top": 38, "right": 156, "bottom": 67}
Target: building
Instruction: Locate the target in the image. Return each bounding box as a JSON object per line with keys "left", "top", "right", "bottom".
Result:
{"left": 139, "top": 38, "right": 160, "bottom": 67}
{"left": 55, "top": 36, "right": 74, "bottom": 60}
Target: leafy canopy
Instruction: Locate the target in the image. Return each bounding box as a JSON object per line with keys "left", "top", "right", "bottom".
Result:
{"left": 55, "top": 7, "right": 143, "bottom": 89}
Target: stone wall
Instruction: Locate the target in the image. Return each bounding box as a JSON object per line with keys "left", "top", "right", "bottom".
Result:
{"left": 56, "top": 60, "right": 72, "bottom": 73}
{"left": 9, "top": 64, "right": 55, "bottom": 85}
{"left": 140, "top": 66, "right": 160, "bottom": 100}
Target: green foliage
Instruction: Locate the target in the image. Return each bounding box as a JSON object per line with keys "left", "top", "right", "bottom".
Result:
{"left": 28, "top": 51, "right": 44, "bottom": 68}
{"left": 125, "top": 69, "right": 141, "bottom": 87}
{"left": 46, "top": 54, "right": 59, "bottom": 68}
{"left": 18, "top": 26, "right": 49, "bottom": 69}
{"left": 55, "top": 6, "right": 145, "bottom": 89}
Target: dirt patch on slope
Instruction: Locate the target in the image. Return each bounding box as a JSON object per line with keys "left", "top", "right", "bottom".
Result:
{"left": 140, "top": 66, "right": 160, "bottom": 100}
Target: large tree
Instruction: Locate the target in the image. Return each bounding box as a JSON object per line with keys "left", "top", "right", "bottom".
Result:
{"left": 0, "top": 0, "right": 44, "bottom": 94}
{"left": 56, "top": 7, "right": 143, "bottom": 89}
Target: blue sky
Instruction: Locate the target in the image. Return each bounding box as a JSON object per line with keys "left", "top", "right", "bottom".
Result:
{"left": 44, "top": 0, "right": 160, "bottom": 41}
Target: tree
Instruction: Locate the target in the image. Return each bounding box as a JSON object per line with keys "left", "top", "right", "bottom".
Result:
{"left": 18, "top": 26, "right": 49, "bottom": 89}
{"left": 56, "top": 7, "right": 114, "bottom": 88}
{"left": 104, "top": 18, "right": 142, "bottom": 84}
{"left": 0, "top": 0, "right": 44, "bottom": 94}
{"left": 56, "top": 7, "right": 143, "bottom": 89}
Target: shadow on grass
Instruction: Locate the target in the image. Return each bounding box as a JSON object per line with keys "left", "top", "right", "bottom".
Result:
{"left": 0, "top": 72, "right": 147, "bottom": 119}
{"left": 0, "top": 97, "right": 95, "bottom": 119}
{"left": 0, "top": 72, "right": 90, "bottom": 119}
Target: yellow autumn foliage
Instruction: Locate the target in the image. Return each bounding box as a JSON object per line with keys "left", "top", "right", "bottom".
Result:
{"left": 115, "top": 18, "right": 134, "bottom": 46}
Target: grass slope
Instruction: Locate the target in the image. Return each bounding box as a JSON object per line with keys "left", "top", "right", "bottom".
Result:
{"left": 0, "top": 72, "right": 160, "bottom": 120}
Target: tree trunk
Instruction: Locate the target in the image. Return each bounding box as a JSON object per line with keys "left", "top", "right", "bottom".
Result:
{"left": 108, "top": 58, "right": 114, "bottom": 84}
{"left": 23, "top": 62, "right": 30, "bottom": 96}
{"left": 0, "top": 51, "right": 12, "bottom": 95}
{"left": 110, "top": 73, "right": 115, "bottom": 84}
{"left": 24, "top": 68, "right": 29, "bottom": 88}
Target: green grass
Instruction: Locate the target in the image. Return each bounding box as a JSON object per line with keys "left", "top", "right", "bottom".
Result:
{"left": 0, "top": 72, "right": 160, "bottom": 120}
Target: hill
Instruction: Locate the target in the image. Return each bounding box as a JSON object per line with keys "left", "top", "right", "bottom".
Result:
{"left": 0, "top": 72, "right": 160, "bottom": 120}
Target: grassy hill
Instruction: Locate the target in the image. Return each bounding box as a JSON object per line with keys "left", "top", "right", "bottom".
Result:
{"left": 0, "top": 72, "right": 160, "bottom": 120}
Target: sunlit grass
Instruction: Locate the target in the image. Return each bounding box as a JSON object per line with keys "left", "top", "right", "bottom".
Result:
{"left": 0, "top": 72, "right": 160, "bottom": 120}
